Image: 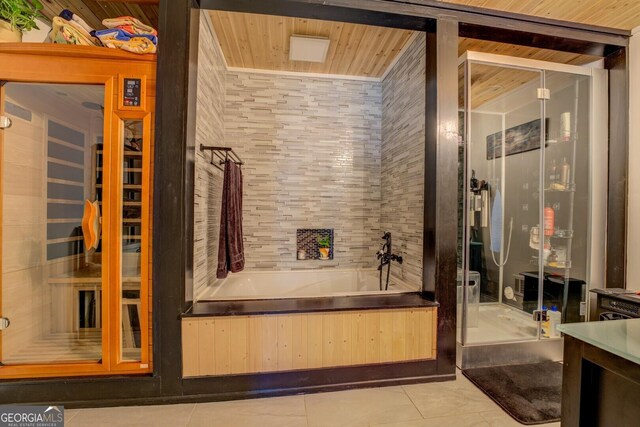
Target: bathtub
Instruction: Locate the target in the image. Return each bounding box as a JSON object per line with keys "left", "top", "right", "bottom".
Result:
{"left": 196, "top": 268, "right": 420, "bottom": 301}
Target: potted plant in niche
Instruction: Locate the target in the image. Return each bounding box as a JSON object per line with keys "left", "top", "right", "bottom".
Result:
{"left": 317, "top": 236, "right": 331, "bottom": 260}
{"left": 0, "top": 0, "right": 45, "bottom": 43}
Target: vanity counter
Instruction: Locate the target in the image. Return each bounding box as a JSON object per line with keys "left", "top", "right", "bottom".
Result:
{"left": 558, "top": 319, "right": 640, "bottom": 427}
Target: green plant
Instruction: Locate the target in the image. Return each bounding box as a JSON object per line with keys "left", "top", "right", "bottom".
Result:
{"left": 317, "top": 236, "right": 331, "bottom": 248}
{"left": 0, "top": 0, "right": 45, "bottom": 32}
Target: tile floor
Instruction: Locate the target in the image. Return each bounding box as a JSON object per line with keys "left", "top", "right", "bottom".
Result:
{"left": 63, "top": 371, "right": 561, "bottom": 427}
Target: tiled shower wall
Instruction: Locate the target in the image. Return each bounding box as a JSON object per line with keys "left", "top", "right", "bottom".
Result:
{"left": 381, "top": 34, "right": 426, "bottom": 286}
{"left": 194, "top": 14, "right": 425, "bottom": 286}
{"left": 225, "top": 72, "right": 382, "bottom": 270}
{"left": 193, "top": 12, "right": 225, "bottom": 295}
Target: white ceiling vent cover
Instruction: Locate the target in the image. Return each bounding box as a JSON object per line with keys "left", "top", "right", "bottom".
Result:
{"left": 289, "top": 35, "right": 331, "bottom": 63}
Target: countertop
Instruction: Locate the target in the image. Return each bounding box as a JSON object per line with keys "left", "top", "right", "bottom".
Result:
{"left": 183, "top": 292, "right": 439, "bottom": 317}
{"left": 558, "top": 319, "right": 640, "bottom": 365}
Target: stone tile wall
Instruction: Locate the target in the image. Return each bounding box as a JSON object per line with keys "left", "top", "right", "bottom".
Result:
{"left": 380, "top": 34, "right": 426, "bottom": 287}
{"left": 193, "top": 12, "right": 225, "bottom": 295}
{"left": 224, "top": 72, "right": 382, "bottom": 270}
{"left": 194, "top": 21, "right": 425, "bottom": 288}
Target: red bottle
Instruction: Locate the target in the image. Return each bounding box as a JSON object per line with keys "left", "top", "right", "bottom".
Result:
{"left": 544, "top": 206, "right": 555, "bottom": 236}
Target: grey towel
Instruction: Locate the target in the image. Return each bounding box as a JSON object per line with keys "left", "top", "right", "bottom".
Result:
{"left": 216, "top": 160, "right": 245, "bottom": 278}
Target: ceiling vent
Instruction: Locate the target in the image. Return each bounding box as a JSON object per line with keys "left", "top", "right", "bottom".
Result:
{"left": 289, "top": 35, "right": 330, "bottom": 63}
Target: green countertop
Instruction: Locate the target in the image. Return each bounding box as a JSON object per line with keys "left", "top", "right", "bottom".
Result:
{"left": 558, "top": 319, "right": 640, "bottom": 365}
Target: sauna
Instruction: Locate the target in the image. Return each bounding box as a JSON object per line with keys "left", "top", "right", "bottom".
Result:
{"left": 0, "top": 45, "right": 156, "bottom": 378}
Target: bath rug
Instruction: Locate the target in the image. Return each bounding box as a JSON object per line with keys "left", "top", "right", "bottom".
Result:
{"left": 462, "top": 361, "right": 562, "bottom": 425}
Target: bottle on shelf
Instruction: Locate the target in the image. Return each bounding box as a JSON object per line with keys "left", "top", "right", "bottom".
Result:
{"left": 561, "top": 157, "right": 571, "bottom": 186}
{"left": 561, "top": 112, "right": 571, "bottom": 142}
{"left": 548, "top": 305, "right": 562, "bottom": 338}
{"left": 544, "top": 204, "right": 555, "bottom": 237}
{"left": 548, "top": 159, "right": 557, "bottom": 184}
{"left": 541, "top": 305, "right": 551, "bottom": 338}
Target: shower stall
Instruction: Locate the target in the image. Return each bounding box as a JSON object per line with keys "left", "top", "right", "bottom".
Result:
{"left": 457, "top": 52, "right": 608, "bottom": 368}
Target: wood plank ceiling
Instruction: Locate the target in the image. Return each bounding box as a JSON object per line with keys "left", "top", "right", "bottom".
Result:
{"left": 208, "top": 11, "right": 415, "bottom": 78}
{"left": 38, "top": 2, "right": 613, "bottom": 104}
{"left": 40, "top": 0, "right": 640, "bottom": 33}
{"left": 440, "top": 0, "right": 640, "bottom": 30}
{"left": 459, "top": 38, "right": 601, "bottom": 107}
{"left": 39, "top": 0, "right": 158, "bottom": 31}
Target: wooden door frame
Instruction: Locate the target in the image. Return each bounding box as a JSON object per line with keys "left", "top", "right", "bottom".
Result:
{"left": 109, "top": 110, "right": 152, "bottom": 373}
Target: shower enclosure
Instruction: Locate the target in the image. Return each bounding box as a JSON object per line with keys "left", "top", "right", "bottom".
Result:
{"left": 457, "top": 52, "right": 608, "bottom": 368}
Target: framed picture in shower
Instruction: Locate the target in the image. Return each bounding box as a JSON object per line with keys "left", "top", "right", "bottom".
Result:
{"left": 486, "top": 118, "right": 549, "bottom": 160}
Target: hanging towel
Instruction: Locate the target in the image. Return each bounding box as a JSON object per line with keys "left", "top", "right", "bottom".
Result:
{"left": 217, "top": 160, "right": 245, "bottom": 279}
{"left": 490, "top": 189, "right": 503, "bottom": 252}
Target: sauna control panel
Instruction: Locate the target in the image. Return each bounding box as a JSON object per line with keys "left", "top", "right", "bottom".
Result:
{"left": 118, "top": 74, "right": 147, "bottom": 111}
{"left": 123, "top": 78, "right": 142, "bottom": 107}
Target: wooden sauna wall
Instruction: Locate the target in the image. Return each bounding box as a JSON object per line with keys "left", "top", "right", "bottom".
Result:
{"left": 182, "top": 307, "right": 437, "bottom": 377}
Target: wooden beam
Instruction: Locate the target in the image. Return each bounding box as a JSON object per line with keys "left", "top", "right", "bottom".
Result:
{"left": 605, "top": 47, "right": 629, "bottom": 288}
{"left": 424, "top": 18, "right": 458, "bottom": 376}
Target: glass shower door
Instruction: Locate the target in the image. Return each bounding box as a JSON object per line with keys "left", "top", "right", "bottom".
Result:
{"left": 461, "top": 62, "right": 545, "bottom": 345}
{"left": 540, "top": 70, "right": 592, "bottom": 336}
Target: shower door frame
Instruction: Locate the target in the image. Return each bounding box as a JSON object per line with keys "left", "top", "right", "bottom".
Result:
{"left": 458, "top": 51, "right": 608, "bottom": 350}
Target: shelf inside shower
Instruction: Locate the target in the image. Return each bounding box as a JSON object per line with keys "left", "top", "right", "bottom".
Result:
{"left": 545, "top": 183, "right": 576, "bottom": 192}
{"left": 530, "top": 257, "right": 572, "bottom": 269}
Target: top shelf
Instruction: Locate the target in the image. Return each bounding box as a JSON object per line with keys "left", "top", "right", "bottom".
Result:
{"left": 0, "top": 43, "right": 156, "bottom": 63}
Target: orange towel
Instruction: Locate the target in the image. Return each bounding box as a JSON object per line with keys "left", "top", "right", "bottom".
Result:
{"left": 102, "top": 16, "right": 157, "bottom": 36}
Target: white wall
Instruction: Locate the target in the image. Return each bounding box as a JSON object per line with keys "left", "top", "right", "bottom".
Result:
{"left": 627, "top": 26, "right": 640, "bottom": 291}
{"left": 22, "top": 18, "right": 50, "bottom": 43}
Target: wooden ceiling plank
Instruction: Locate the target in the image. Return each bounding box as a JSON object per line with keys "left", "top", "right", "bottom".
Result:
{"left": 230, "top": 11, "right": 255, "bottom": 69}
{"left": 348, "top": 25, "right": 380, "bottom": 76}
{"left": 329, "top": 20, "right": 355, "bottom": 74}
{"left": 364, "top": 28, "right": 397, "bottom": 77}
{"left": 209, "top": 11, "right": 236, "bottom": 67}
{"left": 40, "top": 0, "right": 158, "bottom": 31}
{"left": 322, "top": 21, "right": 346, "bottom": 75}
{"left": 440, "top": 0, "right": 640, "bottom": 30}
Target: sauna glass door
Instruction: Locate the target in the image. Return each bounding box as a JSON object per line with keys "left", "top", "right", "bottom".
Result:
{"left": 0, "top": 82, "right": 109, "bottom": 369}
{"left": 113, "top": 114, "right": 151, "bottom": 368}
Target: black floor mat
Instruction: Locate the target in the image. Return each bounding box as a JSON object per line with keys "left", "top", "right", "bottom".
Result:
{"left": 462, "top": 361, "right": 562, "bottom": 425}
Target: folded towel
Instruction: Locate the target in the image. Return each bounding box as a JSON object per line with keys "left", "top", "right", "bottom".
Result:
{"left": 50, "top": 16, "right": 100, "bottom": 46}
{"left": 59, "top": 9, "right": 94, "bottom": 34}
{"left": 103, "top": 16, "right": 157, "bottom": 36}
{"left": 95, "top": 28, "right": 157, "bottom": 54}
{"left": 95, "top": 28, "right": 157, "bottom": 45}
{"left": 490, "top": 189, "right": 503, "bottom": 252}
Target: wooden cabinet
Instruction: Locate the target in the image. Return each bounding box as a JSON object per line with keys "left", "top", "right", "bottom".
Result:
{"left": 0, "top": 44, "right": 155, "bottom": 379}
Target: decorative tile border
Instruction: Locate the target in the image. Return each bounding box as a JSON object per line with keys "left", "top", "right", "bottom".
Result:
{"left": 297, "top": 229, "right": 334, "bottom": 260}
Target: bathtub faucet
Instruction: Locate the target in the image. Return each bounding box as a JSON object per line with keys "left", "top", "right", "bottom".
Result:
{"left": 377, "top": 232, "right": 403, "bottom": 269}
{"left": 377, "top": 232, "right": 403, "bottom": 292}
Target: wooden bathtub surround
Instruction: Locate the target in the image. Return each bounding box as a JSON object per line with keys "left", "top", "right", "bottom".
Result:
{"left": 182, "top": 307, "right": 437, "bottom": 377}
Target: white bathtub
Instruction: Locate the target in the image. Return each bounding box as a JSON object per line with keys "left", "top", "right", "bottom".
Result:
{"left": 196, "top": 268, "right": 420, "bottom": 301}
